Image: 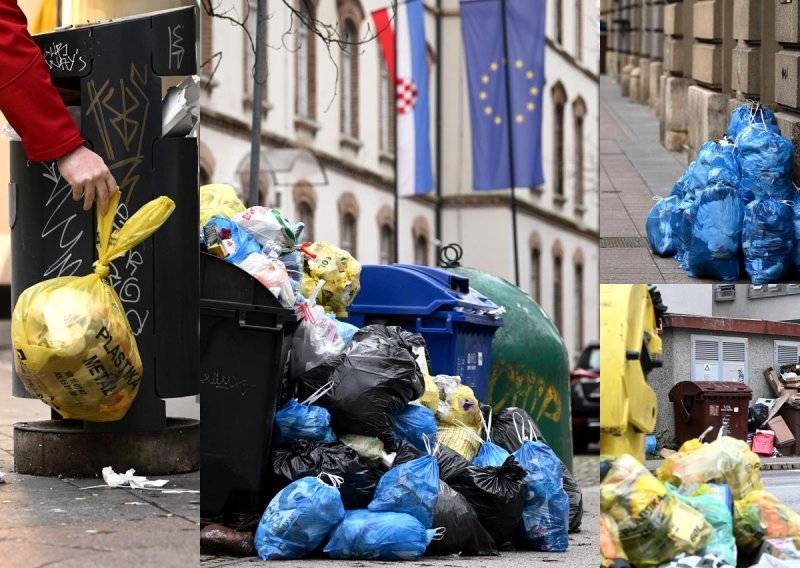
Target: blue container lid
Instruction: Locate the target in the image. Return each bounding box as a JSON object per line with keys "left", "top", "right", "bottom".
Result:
{"left": 348, "top": 264, "right": 502, "bottom": 324}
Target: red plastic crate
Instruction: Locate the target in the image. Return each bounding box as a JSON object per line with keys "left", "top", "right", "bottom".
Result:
{"left": 752, "top": 430, "right": 775, "bottom": 456}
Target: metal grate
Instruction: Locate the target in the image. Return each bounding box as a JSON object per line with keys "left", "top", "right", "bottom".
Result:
{"left": 600, "top": 237, "right": 650, "bottom": 248}
{"left": 777, "top": 344, "right": 799, "bottom": 367}
{"left": 695, "top": 339, "right": 719, "bottom": 361}
{"left": 722, "top": 341, "right": 746, "bottom": 363}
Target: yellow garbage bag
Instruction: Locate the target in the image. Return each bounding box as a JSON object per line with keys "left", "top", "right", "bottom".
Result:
{"left": 601, "top": 454, "right": 712, "bottom": 566}
{"left": 12, "top": 192, "right": 175, "bottom": 421}
{"left": 656, "top": 436, "right": 762, "bottom": 500}
{"left": 199, "top": 183, "right": 246, "bottom": 229}
{"left": 600, "top": 513, "right": 627, "bottom": 567}
{"left": 300, "top": 242, "right": 361, "bottom": 317}
{"left": 433, "top": 380, "right": 483, "bottom": 459}
{"left": 437, "top": 423, "right": 482, "bottom": 461}
{"left": 734, "top": 490, "right": 800, "bottom": 561}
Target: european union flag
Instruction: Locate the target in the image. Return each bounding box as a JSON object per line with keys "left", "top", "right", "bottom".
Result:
{"left": 461, "top": 0, "right": 546, "bottom": 191}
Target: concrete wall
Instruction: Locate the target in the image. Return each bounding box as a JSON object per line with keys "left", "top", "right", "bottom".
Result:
{"left": 657, "top": 284, "right": 714, "bottom": 316}
{"left": 712, "top": 287, "right": 800, "bottom": 321}
{"left": 651, "top": 326, "right": 790, "bottom": 447}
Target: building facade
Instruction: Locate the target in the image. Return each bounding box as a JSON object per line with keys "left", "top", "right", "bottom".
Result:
{"left": 199, "top": 0, "right": 599, "bottom": 363}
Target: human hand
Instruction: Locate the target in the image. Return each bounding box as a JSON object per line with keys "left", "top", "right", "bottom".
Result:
{"left": 56, "top": 146, "right": 118, "bottom": 214}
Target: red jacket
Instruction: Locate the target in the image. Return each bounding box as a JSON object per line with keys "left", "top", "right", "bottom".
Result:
{"left": 0, "top": 0, "right": 83, "bottom": 161}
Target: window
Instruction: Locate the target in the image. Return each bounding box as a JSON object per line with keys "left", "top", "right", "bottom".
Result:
{"left": 414, "top": 235, "right": 428, "bottom": 266}
{"left": 340, "top": 18, "right": 359, "bottom": 137}
{"left": 297, "top": 202, "right": 315, "bottom": 242}
{"left": 575, "top": 0, "right": 582, "bottom": 60}
{"left": 552, "top": 84, "right": 567, "bottom": 200}
{"left": 775, "top": 341, "right": 800, "bottom": 372}
{"left": 556, "top": 0, "right": 563, "bottom": 45}
{"left": 714, "top": 285, "right": 736, "bottom": 302}
{"left": 244, "top": 0, "right": 267, "bottom": 101}
{"left": 573, "top": 98, "right": 586, "bottom": 208}
{"left": 553, "top": 253, "right": 563, "bottom": 332}
{"left": 574, "top": 261, "right": 584, "bottom": 350}
{"left": 295, "top": 1, "right": 315, "bottom": 118}
{"left": 341, "top": 213, "right": 356, "bottom": 255}
{"left": 379, "top": 224, "right": 395, "bottom": 264}
{"left": 691, "top": 335, "right": 748, "bottom": 383}
{"left": 379, "top": 56, "right": 394, "bottom": 152}
{"left": 530, "top": 248, "right": 540, "bottom": 303}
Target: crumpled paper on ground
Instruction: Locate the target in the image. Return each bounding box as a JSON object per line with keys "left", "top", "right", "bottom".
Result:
{"left": 79, "top": 467, "right": 198, "bottom": 494}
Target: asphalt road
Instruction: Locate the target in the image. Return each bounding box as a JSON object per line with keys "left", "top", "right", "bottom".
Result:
{"left": 762, "top": 469, "right": 800, "bottom": 512}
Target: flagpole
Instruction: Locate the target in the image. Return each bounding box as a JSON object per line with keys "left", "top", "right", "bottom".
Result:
{"left": 435, "top": 0, "right": 443, "bottom": 263}
{"left": 500, "top": 0, "right": 520, "bottom": 287}
{"left": 393, "top": 1, "right": 400, "bottom": 263}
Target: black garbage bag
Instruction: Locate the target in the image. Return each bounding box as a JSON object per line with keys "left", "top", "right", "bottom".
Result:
{"left": 447, "top": 456, "right": 527, "bottom": 551}
{"left": 393, "top": 439, "right": 471, "bottom": 482}
{"left": 296, "top": 325, "right": 425, "bottom": 450}
{"left": 491, "top": 407, "right": 584, "bottom": 532}
{"left": 271, "top": 439, "right": 383, "bottom": 509}
{"left": 748, "top": 403, "right": 770, "bottom": 433}
{"left": 426, "top": 480, "right": 498, "bottom": 556}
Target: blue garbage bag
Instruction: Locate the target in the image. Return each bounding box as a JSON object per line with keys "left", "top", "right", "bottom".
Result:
{"left": 666, "top": 484, "right": 736, "bottom": 567}
{"left": 671, "top": 193, "right": 697, "bottom": 266}
{"left": 203, "top": 216, "right": 262, "bottom": 265}
{"left": 393, "top": 404, "right": 437, "bottom": 451}
{"left": 368, "top": 451, "right": 439, "bottom": 527}
{"left": 743, "top": 199, "right": 795, "bottom": 284}
{"left": 728, "top": 103, "right": 779, "bottom": 142}
{"left": 472, "top": 441, "right": 511, "bottom": 468}
{"left": 669, "top": 164, "right": 695, "bottom": 200}
{"left": 737, "top": 125, "right": 794, "bottom": 201}
{"left": 689, "top": 141, "right": 723, "bottom": 194}
{"left": 706, "top": 145, "right": 740, "bottom": 187}
{"left": 275, "top": 398, "right": 337, "bottom": 443}
{"left": 254, "top": 475, "right": 345, "bottom": 560}
{"left": 647, "top": 196, "right": 679, "bottom": 256}
{"left": 513, "top": 441, "right": 569, "bottom": 552}
{"left": 324, "top": 510, "right": 439, "bottom": 560}
{"left": 686, "top": 185, "right": 745, "bottom": 281}
{"left": 793, "top": 197, "right": 800, "bottom": 273}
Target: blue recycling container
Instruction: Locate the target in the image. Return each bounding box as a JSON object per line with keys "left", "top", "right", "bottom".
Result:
{"left": 343, "top": 264, "right": 503, "bottom": 402}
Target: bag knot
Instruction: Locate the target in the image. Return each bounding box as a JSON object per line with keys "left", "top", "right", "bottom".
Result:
{"left": 93, "top": 261, "right": 110, "bottom": 279}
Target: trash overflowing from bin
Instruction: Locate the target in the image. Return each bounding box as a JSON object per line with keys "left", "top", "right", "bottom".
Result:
{"left": 646, "top": 102, "right": 800, "bottom": 283}
{"left": 601, "top": 437, "right": 800, "bottom": 567}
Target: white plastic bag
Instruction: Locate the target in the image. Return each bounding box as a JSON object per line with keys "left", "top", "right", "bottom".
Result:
{"left": 236, "top": 253, "right": 295, "bottom": 307}
{"left": 231, "top": 206, "right": 303, "bottom": 254}
{"left": 290, "top": 281, "right": 345, "bottom": 379}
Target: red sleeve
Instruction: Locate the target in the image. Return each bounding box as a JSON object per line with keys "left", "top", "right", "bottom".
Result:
{"left": 0, "top": 0, "right": 83, "bottom": 162}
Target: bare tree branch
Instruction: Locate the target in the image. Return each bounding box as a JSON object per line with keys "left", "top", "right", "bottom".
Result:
{"left": 199, "top": 51, "right": 223, "bottom": 91}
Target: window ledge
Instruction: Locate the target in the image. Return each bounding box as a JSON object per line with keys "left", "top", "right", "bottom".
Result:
{"left": 339, "top": 134, "right": 363, "bottom": 152}
{"left": 553, "top": 194, "right": 567, "bottom": 208}
{"left": 529, "top": 185, "right": 544, "bottom": 197}
{"left": 574, "top": 203, "right": 587, "bottom": 217}
{"left": 379, "top": 150, "right": 395, "bottom": 166}
{"left": 295, "top": 115, "right": 321, "bottom": 135}
{"left": 243, "top": 96, "right": 272, "bottom": 117}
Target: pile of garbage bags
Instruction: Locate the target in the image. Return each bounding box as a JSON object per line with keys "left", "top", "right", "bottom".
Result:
{"left": 202, "top": 321, "right": 584, "bottom": 560}
{"left": 601, "top": 436, "right": 800, "bottom": 567}
{"left": 646, "top": 103, "right": 800, "bottom": 283}
{"left": 198, "top": 184, "right": 362, "bottom": 313}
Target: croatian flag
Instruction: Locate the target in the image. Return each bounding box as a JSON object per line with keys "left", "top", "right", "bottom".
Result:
{"left": 372, "top": 0, "right": 434, "bottom": 196}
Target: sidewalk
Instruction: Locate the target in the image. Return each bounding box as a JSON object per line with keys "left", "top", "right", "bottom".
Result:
{"left": 0, "top": 351, "right": 199, "bottom": 567}
{"left": 646, "top": 456, "right": 800, "bottom": 472}
{"left": 599, "top": 76, "right": 724, "bottom": 284}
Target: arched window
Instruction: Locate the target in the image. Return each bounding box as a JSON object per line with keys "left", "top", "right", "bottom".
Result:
{"left": 552, "top": 83, "right": 568, "bottom": 202}
{"left": 293, "top": 180, "right": 317, "bottom": 241}
{"left": 379, "top": 54, "right": 394, "bottom": 153}
{"left": 338, "top": 191, "right": 360, "bottom": 256}
{"left": 244, "top": 0, "right": 267, "bottom": 102}
{"left": 412, "top": 216, "right": 430, "bottom": 266}
{"left": 296, "top": 1, "right": 317, "bottom": 119}
{"left": 529, "top": 233, "right": 541, "bottom": 303}
{"left": 574, "top": 249, "right": 585, "bottom": 350}
{"left": 556, "top": 0, "right": 563, "bottom": 45}
{"left": 573, "top": 97, "right": 587, "bottom": 208}
{"left": 552, "top": 241, "right": 564, "bottom": 332}
{"left": 377, "top": 203, "right": 395, "bottom": 264}
{"left": 199, "top": 142, "right": 216, "bottom": 187}
{"left": 340, "top": 19, "right": 359, "bottom": 137}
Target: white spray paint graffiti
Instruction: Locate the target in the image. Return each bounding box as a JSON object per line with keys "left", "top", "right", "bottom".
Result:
{"left": 41, "top": 164, "right": 84, "bottom": 278}
{"left": 42, "top": 42, "right": 87, "bottom": 72}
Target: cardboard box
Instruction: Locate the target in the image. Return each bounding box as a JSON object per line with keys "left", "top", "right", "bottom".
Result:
{"left": 768, "top": 416, "right": 796, "bottom": 448}
{"left": 766, "top": 368, "right": 785, "bottom": 396}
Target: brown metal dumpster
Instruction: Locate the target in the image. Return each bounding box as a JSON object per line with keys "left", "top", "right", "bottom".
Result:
{"left": 669, "top": 381, "right": 752, "bottom": 445}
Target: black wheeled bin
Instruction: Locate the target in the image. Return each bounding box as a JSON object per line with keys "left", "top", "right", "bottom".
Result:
{"left": 200, "top": 253, "right": 297, "bottom": 518}
{"left": 669, "top": 381, "right": 752, "bottom": 445}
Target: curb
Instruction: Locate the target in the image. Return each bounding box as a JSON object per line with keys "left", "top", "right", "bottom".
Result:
{"left": 645, "top": 458, "right": 800, "bottom": 472}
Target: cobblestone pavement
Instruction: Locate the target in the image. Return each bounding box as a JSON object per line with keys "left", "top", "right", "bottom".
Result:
{"left": 599, "top": 75, "right": 735, "bottom": 284}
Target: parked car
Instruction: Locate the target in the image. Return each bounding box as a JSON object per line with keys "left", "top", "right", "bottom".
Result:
{"left": 571, "top": 342, "right": 600, "bottom": 453}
